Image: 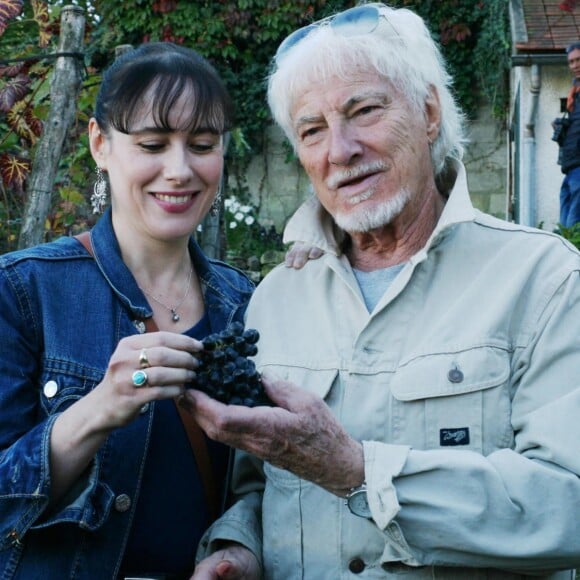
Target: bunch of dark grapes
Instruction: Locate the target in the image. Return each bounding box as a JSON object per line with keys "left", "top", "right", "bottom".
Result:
{"left": 188, "top": 322, "right": 271, "bottom": 407}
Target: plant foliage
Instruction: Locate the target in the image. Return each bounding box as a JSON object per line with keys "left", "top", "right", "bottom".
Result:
{"left": 0, "top": 0, "right": 521, "bottom": 256}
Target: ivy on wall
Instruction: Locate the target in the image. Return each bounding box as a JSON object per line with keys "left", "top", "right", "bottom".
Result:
{"left": 86, "top": 0, "right": 511, "bottom": 156}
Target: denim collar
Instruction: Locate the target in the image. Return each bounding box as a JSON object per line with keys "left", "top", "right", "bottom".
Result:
{"left": 89, "top": 209, "right": 252, "bottom": 322}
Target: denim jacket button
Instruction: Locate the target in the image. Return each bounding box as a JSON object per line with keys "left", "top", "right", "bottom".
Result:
{"left": 140, "top": 403, "right": 150, "bottom": 414}
{"left": 43, "top": 380, "right": 58, "bottom": 398}
{"left": 114, "top": 494, "right": 132, "bottom": 512}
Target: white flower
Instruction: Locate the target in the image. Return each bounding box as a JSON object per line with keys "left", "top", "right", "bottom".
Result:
{"left": 229, "top": 221, "right": 238, "bottom": 229}
{"left": 240, "top": 205, "right": 252, "bottom": 213}
{"left": 234, "top": 212, "right": 244, "bottom": 221}
{"left": 244, "top": 216, "right": 255, "bottom": 225}
{"left": 225, "top": 198, "right": 240, "bottom": 212}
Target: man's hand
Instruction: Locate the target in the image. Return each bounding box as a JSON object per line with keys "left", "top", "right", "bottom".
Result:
{"left": 191, "top": 544, "right": 260, "bottom": 579}
{"left": 184, "top": 373, "right": 364, "bottom": 496}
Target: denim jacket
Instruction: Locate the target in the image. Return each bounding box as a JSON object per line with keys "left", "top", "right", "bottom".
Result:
{"left": 0, "top": 210, "right": 253, "bottom": 579}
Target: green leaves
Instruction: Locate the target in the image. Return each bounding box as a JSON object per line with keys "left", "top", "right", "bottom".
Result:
{"left": 0, "top": 0, "right": 95, "bottom": 251}
{"left": 557, "top": 223, "right": 580, "bottom": 250}
{"left": 0, "top": 0, "right": 512, "bottom": 255}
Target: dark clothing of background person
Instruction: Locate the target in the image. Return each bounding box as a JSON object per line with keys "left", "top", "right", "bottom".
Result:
{"left": 556, "top": 43, "right": 580, "bottom": 227}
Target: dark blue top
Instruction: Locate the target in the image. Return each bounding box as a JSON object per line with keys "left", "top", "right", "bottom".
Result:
{"left": 120, "top": 313, "right": 231, "bottom": 577}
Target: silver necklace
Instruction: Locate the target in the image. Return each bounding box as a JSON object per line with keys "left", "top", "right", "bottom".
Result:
{"left": 141, "top": 265, "right": 194, "bottom": 323}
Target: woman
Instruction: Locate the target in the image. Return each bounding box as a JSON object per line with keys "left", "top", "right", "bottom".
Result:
{"left": 0, "top": 43, "right": 257, "bottom": 579}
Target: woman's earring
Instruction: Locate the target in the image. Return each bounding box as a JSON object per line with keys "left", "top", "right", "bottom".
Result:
{"left": 90, "top": 167, "right": 108, "bottom": 214}
{"left": 210, "top": 187, "right": 222, "bottom": 217}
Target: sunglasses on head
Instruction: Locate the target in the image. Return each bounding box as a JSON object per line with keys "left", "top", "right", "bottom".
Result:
{"left": 275, "top": 5, "right": 396, "bottom": 64}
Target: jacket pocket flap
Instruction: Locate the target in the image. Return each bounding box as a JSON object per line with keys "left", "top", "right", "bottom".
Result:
{"left": 259, "top": 364, "right": 338, "bottom": 401}
{"left": 391, "top": 346, "right": 510, "bottom": 401}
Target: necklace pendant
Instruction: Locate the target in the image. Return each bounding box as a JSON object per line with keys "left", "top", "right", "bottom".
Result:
{"left": 171, "top": 309, "right": 180, "bottom": 323}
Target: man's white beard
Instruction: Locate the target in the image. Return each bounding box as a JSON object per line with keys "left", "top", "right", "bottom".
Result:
{"left": 333, "top": 187, "right": 412, "bottom": 233}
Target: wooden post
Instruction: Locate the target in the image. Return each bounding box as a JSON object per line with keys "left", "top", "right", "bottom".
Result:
{"left": 18, "top": 5, "right": 85, "bottom": 249}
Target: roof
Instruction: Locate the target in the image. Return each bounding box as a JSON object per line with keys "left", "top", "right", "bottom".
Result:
{"left": 511, "top": 0, "right": 580, "bottom": 53}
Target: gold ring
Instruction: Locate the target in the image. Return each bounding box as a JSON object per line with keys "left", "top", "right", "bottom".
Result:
{"left": 132, "top": 370, "right": 148, "bottom": 388}
{"left": 139, "top": 348, "right": 150, "bottom": 369}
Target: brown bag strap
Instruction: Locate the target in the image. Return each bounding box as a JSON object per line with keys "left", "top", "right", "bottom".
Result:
{"left": 75, "top": 231, "right": 219, "bottom": 520}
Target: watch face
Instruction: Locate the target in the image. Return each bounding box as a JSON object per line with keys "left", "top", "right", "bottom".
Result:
{"left": 348, "top": 489, "right": 371, "bottom": 518}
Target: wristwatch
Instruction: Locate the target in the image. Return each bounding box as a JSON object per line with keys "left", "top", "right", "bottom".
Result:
{"left": 345, "top": 482, "right": 371, "bottom": 518}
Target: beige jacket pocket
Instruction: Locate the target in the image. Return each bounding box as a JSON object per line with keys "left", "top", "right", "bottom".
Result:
{"left": 390, "top": 346, "right": 512, "bottom": 453}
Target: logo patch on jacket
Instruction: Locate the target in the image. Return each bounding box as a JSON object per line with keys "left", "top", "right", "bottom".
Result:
{"left": 440, "top": 427, "right": 470, "bottom": 446}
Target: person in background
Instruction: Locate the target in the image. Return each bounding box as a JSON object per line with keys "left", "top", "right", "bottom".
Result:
{"left": 555, "top": 41, "right": 580, "bottom": 227}
{"left": 189, "top": 3, "right": 580, "bottom": 579}
{"left": 0, "top": 42, "right": 259, "bottom": 579}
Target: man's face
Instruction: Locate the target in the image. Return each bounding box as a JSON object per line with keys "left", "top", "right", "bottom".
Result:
{"left": 568, "top": 47, "right": 580, "bottom": 79}
{"left": 291, "top": 71, "right": 440, "bottom": 233}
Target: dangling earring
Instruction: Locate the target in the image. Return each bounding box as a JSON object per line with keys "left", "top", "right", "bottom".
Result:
{"left": 210, "top": 186, "right": 222, "bottom": 217}
{"left": 91, "top": 167, "right": 108, "bottom": 214}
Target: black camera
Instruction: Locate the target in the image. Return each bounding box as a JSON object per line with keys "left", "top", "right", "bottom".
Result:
{"left": 552, "top": 116, "right": 571, "bottom": 146}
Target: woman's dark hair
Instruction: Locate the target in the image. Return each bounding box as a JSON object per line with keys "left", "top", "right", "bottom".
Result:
{"left": 94, "top": 42, "right": 234, "bottom": 135}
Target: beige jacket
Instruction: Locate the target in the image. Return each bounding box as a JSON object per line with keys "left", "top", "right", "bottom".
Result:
{"left": 199, "top": 162, "right": 580, "bottom": 579}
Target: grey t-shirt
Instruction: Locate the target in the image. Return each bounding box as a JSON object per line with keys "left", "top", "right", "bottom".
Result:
{"left": 353, "top": 264, "right": 405, "bottom": 312}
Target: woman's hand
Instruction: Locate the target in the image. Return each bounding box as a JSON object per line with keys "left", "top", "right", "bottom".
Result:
{"left": 48, "top": 331, "right": 202, "bottom": 502}
{"left": 88, "top": 331, "right": 202, "bottom": 428}
{"left": 284, "top": 242, "right": 324, "bottom": 269}
{"left": 191, "top": 544, "right": 261, "bottom": 579}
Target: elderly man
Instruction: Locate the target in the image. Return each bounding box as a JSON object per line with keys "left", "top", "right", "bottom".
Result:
{"left": 190, "top": 4, "right": 580, "bottom": 579}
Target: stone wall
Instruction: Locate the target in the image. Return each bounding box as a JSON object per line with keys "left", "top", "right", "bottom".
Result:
{"left": 463, "top": 108, "right": 508, "bottom": 220}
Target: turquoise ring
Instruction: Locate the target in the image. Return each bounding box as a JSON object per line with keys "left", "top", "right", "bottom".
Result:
{"left": 132, "top": 370, "right": 148, "bottom": 388}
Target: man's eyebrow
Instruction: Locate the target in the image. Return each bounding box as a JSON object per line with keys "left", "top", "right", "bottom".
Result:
{"left": 294, "top": 114, "right": 324, "bottom": 130}
{"left": 294, "top": 92, "right": 389, "bottom": 128}
{"left": 342, "top": 92, "right": 389, "bottom": 111}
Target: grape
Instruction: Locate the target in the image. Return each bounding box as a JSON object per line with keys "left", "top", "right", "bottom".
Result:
{"left": 187, "top": 323, "right": 271, "bottom": 407}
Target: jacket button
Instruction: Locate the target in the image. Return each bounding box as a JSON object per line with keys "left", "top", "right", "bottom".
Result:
{"left": 43, "top": 380, "right": 58, "bottom": 398}
{"left": 348, "top": 558, "right": 365, "bottom": 574}
{"left": 114, "top": 494, "right": 131, "bottom": 512}
{"left": 140, "top": 403, "right": 150, "bottom": 414}
{"left": 447, "top": 367, "right": 464, "bottom": 383}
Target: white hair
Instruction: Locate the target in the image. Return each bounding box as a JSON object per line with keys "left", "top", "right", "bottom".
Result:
{"left": 267, "top": 2, "right": 466, "bottom": 177}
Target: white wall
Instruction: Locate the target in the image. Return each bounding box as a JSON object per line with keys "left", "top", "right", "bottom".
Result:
{"left": 512, "top": 63, "right": 570, "bottom": 231}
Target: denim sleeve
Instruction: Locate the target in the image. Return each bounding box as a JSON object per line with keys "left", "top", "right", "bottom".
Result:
{"left": 0, "top": 264, "right": 53, "bottom": 545}
{"left": 0, "top": 264, "right": 113, "bottom": 547}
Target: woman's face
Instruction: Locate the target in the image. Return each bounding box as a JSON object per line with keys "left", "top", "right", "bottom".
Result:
{"left": 89, "top": 89, "right": 224, "bottom": 245}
